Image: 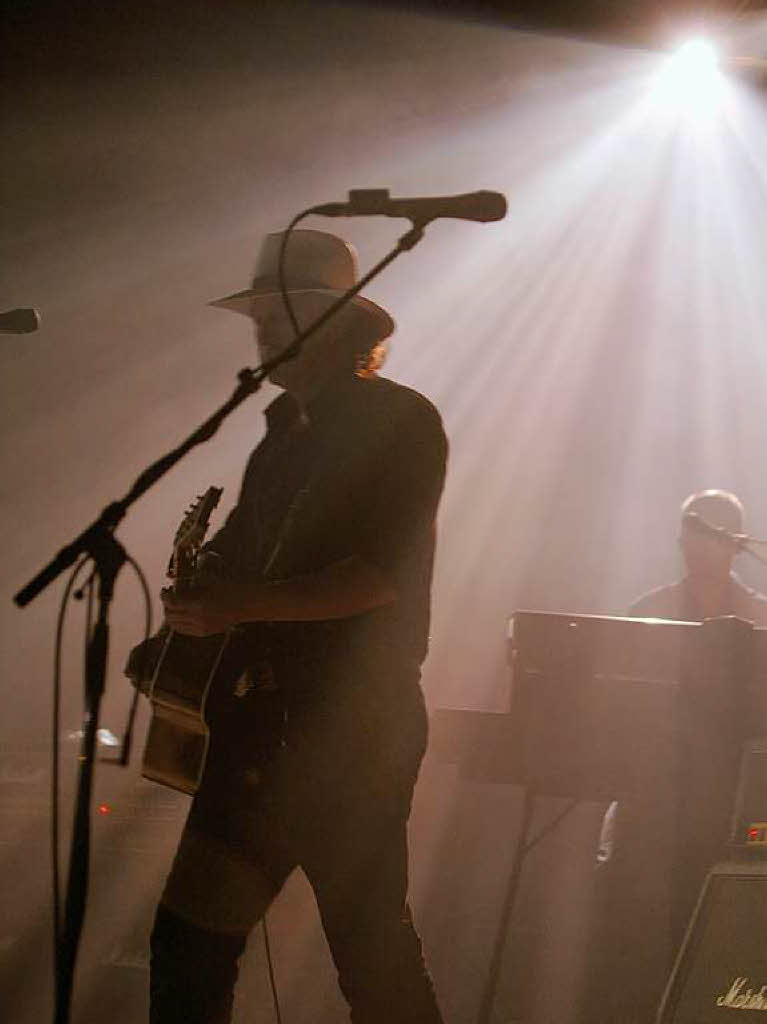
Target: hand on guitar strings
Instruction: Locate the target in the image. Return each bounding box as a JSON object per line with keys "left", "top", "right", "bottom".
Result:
{"left": 161, "top": 557, "right": 396, "bottom": 632}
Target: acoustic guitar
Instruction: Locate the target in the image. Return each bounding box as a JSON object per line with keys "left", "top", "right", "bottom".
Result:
{"left": 136, "top": 487, "right": 255, "bottom": 794}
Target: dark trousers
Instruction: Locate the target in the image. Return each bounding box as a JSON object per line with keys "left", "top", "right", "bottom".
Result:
{"left": 150, "top": 688, "right": 443, "bottom": 1024}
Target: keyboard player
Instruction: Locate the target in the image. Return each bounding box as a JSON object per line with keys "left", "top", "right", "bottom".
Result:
{"left": 583, "top": 489, "right": 767, "bottom": 1024}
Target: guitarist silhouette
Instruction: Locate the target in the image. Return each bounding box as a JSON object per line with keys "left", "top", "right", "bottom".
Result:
{"left": 127, "top": 230, "right": 447, "bottom": 1024}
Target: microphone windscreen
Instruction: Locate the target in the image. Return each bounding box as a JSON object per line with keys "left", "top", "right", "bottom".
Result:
{"left": 0, "top": 308, "right": 40, "bottom": 334}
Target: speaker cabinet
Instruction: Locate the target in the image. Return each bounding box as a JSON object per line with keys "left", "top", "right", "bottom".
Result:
{"left": 657, "top": 860, "right": 767, "bottom": 1021}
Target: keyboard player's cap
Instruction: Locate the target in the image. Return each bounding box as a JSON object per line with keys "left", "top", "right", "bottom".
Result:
{"left": 681, "top": 490, "right": 744, "bottom": 535}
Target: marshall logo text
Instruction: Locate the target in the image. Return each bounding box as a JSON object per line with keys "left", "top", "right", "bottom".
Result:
{"left": 717, "top": 978, "right": 767, "bottom": 1011}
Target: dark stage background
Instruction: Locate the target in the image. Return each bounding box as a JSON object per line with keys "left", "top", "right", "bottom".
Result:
{"left": 2, "top": 2, "right": 767, "bottom": 1022}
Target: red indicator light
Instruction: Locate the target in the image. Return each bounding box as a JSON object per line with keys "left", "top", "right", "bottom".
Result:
{"left": 97, "top": 803, "right": 111, "bottom": 816}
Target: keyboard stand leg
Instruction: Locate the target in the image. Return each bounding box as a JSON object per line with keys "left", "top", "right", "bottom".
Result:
{"left": 476, "top": 785, "right": 537, "bottom": 1024}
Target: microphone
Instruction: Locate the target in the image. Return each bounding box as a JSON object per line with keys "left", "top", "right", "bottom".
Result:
{"left": 314, "top": 189, "right": 507, "bottom": 224}
{"left": 683, "top": 512, "right": 747, "bottom": 549}
{"left": 0, "top": 308, "right": 40, "bottom": 334}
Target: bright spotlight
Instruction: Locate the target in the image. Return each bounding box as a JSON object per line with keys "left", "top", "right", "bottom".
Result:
{"left": 671, "top": 38, "right": 719, "bottom": 77}
{"left": 650, "top": 36, "right": 725, "bottom": 121}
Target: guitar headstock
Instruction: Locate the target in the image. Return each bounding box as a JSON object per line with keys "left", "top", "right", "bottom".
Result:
{"left": 168, "top": 486, "right": 223, "bottom": 583}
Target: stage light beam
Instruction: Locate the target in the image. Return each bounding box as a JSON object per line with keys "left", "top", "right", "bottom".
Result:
{"left": 651, "top": 37, "right": 725, "bottom": 121}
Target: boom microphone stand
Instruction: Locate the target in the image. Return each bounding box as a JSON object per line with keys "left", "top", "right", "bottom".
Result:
{"left": 13, "top": 214, "right": 428, "bottom": 1024}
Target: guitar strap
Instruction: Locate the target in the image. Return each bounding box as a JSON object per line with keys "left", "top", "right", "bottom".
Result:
{"left": 230, "top": 479, "right": 314, "bottom": 700}
{"left": 261, "top": 482, "right": 312, "bottom": 581}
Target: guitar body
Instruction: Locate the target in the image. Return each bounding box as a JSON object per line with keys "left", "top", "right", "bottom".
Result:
{"left": 126, "top": 485, "right": 251, "bottom": 795}
{"left": 130, "top": 483, "right": 296, "bottom": 795}
{"left": 143, "top": 628, "right": 256, "bottom": 794}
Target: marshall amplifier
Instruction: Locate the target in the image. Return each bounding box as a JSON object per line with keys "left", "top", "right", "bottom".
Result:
{"left": 656, "top": 860, "right": 767, "bottom": 1021}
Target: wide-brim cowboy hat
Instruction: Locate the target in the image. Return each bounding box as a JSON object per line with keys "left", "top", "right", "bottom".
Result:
{"left": 209, "top": 229, "right": 395, "bottom": 342}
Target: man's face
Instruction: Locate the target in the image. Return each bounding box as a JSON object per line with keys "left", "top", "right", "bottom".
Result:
{"left": 251, "top": 295, "right": 317, "bottom": 391}
{"left": 679, "top": 529, "right": 736, "bottom": 581}
{"left": 251, "top": 294, "right": 345, "bottom": 396}
{"left": 252, "top": 297, "right": 298, "bottom": 364}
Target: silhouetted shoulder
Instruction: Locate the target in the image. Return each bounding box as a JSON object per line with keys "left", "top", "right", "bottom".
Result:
{"left": 731, "top": 577, "right": 767, "bottom": 627}
{"left": 627, "top": 582, "right": 687, "bottom": 620}
{"left": 347, "top": 375, "right": 447, "bottom": 458}
{"left": 358, "top": 374, "right": 443, "bottom": 422}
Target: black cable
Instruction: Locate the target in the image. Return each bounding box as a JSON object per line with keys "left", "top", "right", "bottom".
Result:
{"left": 277, "top": 209, "right": 311, "bottom": 340}
{"left": 126, "top": 554, "right": 152, "bottom": 640}
{"left": 262, "top": 208, "right": 421, "bottom": 1023}
{"left": 521, "top": 797, "right": 580, "bottom": 856}
{"left": 117, "top": 555, "right": 154, "bottom": 767}
{"left": 51, "top": 556, "right": 92, "bottom": 969}
{"left": 83, "top": 571, "right": 95, "bottom": 672}
{"left": 261, "top": 206, "right": 317, "bottom": 1024}
{"left": 261, "top": 917, "right": 283, "bottom": 1024}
